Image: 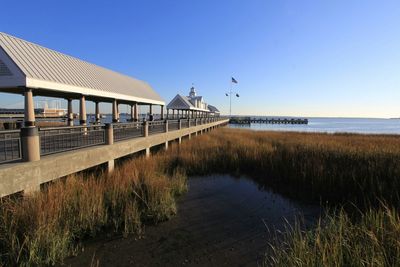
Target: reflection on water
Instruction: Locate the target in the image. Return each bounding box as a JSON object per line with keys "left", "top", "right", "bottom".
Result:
{"left": 229, "top": 117, "right": 400, "bottom": 135}
{"left": 65, "top": 175, "right": 320, "bottom": 267}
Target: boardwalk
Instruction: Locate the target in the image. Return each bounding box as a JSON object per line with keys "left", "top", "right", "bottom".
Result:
{"left": 0, "top": 33, "right": 227, "bottom": 197}
{"left": 0, "top": 118, "right": 228, "bottom": 197}
{"left": 230, "top": 117, "right": 308, "bottom": 125}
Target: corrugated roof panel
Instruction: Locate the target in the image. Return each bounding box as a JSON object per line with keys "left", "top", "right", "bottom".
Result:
{"left": 0, "top": 34, "right": 34, "bottom": 77}
{"left": 22, "top": 41, "right": 53, "bottom": 81}
{"left": 0, "top": 32, "right": 164, "bottom": 104}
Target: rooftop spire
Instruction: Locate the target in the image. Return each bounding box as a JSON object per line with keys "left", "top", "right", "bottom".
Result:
{"left": 189, "top": 84, "right": 196, "bottom": 98}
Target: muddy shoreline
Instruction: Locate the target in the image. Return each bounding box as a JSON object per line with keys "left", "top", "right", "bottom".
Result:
{"left": 63, "top": 175, "right": 320, "bottom": 267}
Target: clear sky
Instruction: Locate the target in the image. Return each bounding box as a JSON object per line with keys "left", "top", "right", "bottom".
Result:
{"left": 1, "top": 0, "right": 400, "bottom": 118}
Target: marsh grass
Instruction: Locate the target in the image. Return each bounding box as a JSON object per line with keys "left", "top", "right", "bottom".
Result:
{"left": 165, "top": 128, "right": 400, "bottom": 206}
{"left": 1, "top": 128, "right": 400, "bottom": 266}
{"left": 0, "top": 157, "right": 187, "bottom": 266}
{"left": 267, "top": 205, "right": 400, "bottom": 266}
{"left": 163, "top": 128, "right": 400, "bottom": 266}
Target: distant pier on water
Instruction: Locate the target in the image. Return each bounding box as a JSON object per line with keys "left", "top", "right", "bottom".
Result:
{"left": 229, "top": 116, "right": 309, "bottom": 125}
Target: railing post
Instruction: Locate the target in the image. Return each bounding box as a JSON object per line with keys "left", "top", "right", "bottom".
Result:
{"left": 143, "top": 121, "right": 149, "bottom": 137}
{"left": 105, "top": 123, "right": 114, "bottom": 145}
{"left": 21, "top": 127, "right": 40, "bottom": 162}
{"left": 165, "top": 120, "right": 169, "bottom": 133}
{"left": 195, "top": 118, "right": 198, "bottom": 126}
{"left": 178, "top": 119, "right": 182, "bottom": 130}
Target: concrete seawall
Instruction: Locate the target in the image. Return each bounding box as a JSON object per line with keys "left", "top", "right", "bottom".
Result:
{"left": 0, "top": 119, "right": 228, "bottom": 197}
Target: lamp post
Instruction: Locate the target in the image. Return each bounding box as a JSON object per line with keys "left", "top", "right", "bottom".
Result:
{"left": 226, "top": 77, "right": 239, "bottom": 117}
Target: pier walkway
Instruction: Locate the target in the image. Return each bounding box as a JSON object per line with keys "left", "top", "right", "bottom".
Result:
{"left": 0, "top": 118, "right": 228, "bottom": 197}
{"left": 229, "top": 117, "right": 308, "bottom": 125}
{"left": 0, "top": 33, "right": 229, "bottom": 197}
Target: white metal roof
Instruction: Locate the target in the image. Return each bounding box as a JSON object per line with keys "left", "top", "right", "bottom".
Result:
{"left": 0, "top": 32, "right": 164, "bottom": 105}
{"left": 207, "top": 104, "right": 220, "bottom": 113}
{"left": 166, "top": 94, "right": 218, "bottom": 112}
{"left": 167, "top": 94, "right": 208, "bottom": 111}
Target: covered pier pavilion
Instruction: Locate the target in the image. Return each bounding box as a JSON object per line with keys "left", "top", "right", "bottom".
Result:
{"left": 0, "top": 32, "right": 165, "bottom": 127}
{"left": 166, "top": 86, "right": 220, "bottom": 119}
{"left": 0, "top": 32, "right": 166, "bottom": 162}
{"left": 0, "top": 33, "right": 229, "bottom": 196}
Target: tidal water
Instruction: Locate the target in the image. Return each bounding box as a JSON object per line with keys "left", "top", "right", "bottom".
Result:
{"left": 229, "top": 117, "right": 400, "bottom": 135}
{"left": 64, "top": 175, "right": 320, "bottom": 267}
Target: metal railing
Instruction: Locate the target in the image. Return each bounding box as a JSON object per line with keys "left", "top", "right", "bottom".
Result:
{"left": 1, "top": 117, "right": 226, "bottom": 162}
{"left": 181, "top": 119, "right": 189, "bottom": 128}
{"left": 0, "top": 130, "right": 21, "bottom": 163}
{"left": 39, "top": 125, "right": 105, "bottom": 156}
{"left": 113, "top": 122, "right": 143, "bottom": 142}
{"left": 168, "top": 120, "right": 179, "bottom": 131}
{"left": 149, "top": 121, "right": 166, "bottom": 135}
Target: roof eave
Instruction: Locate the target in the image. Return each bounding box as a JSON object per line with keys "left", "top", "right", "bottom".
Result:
{"left": 26, "top": 77, "right": 165, "bottom": 105}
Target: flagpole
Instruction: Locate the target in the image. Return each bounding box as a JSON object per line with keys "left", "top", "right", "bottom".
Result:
{"left": 229, "top": 80, "right": 232, "bottom": 117}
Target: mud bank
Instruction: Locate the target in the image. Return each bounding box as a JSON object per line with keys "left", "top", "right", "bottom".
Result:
{"left": 63, "top": 175, "right": 320, "bottom": 267}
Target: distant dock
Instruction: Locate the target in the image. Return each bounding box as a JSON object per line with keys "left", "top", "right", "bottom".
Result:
{"left": 229, "top": 117, "right": 308, "bottom": 125}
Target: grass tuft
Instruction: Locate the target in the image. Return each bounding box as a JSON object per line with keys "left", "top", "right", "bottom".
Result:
{"left": 1, "top": 128, "right": 400, "bottom": 266}
{"left": 0, "top": 156, "right": 187, "bottom": 266}
{"left": 267, "top": 205, "right": 400, "bottom": 266}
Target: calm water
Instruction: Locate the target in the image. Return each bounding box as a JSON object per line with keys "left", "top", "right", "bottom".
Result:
{"left": 229, "top": 117, "right": 400, "bottom": 135}
{"left": 65, "top": 175, "right": 320, "bottom": 267}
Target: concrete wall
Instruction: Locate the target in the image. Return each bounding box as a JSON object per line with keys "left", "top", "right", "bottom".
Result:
{"left": 0, "top": 119, "right": 228, "bottom": 197}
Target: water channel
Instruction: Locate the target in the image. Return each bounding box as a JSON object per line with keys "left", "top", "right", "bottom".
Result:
{"left": 64, "top": 175, "right": 321, "bottom": 266}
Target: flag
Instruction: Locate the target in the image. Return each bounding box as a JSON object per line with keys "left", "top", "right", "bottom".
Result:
{"left": 231, "top": 77, "right": 238, "bottom": 84}
{"left": 236, "top": 93, "right": 240, "bottom": 97}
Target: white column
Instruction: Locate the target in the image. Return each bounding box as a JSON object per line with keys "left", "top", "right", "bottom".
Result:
{"left": 112, "top": 99, "right": 119, "bottom": 123}
{"left": 24, "top": 88, "right": 35, "bottom": 127}
{"left": 67, "top": 98, "right": 74, "bottom": 126}
{"left": 107, "top": 160, "right": 115, "bottom": 173}
{"left": 134, "top": 103, "right": 139, "bottom": 121}
{"left": 130, "top": 104, "right": 134, "bottom": 121}
{"left": 79, "top": 95, "right": 86, "bottom": 125}
{"left": 22, "top": 88, "right": 40, "bottom": 163}
{"left": 95, "top": 102, "right": 100, "bottom": 124}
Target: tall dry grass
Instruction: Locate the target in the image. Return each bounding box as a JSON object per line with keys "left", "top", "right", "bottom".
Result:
{"left": 162, "top": 128, "right": 400, "bottom": 266}
{"left": 0, "top": 157, "right": 186, "bottom": 266}
{"left": 1, "top": 127, "right": 400, "bottom": 266}
{"left": 163, "top": 129, "right": 400, "bottom": 206}
{"left": 267, "top": 205, "right": 400, "bottom": 266}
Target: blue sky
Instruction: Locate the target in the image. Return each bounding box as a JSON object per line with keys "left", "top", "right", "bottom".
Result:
{"left": 1, "top": 0, "right": 400, "bottom": 118}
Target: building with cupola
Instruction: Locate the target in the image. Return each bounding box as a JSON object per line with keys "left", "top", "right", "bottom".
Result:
{"left": 166, "top": 86, "right": 220, "bottom": 119}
